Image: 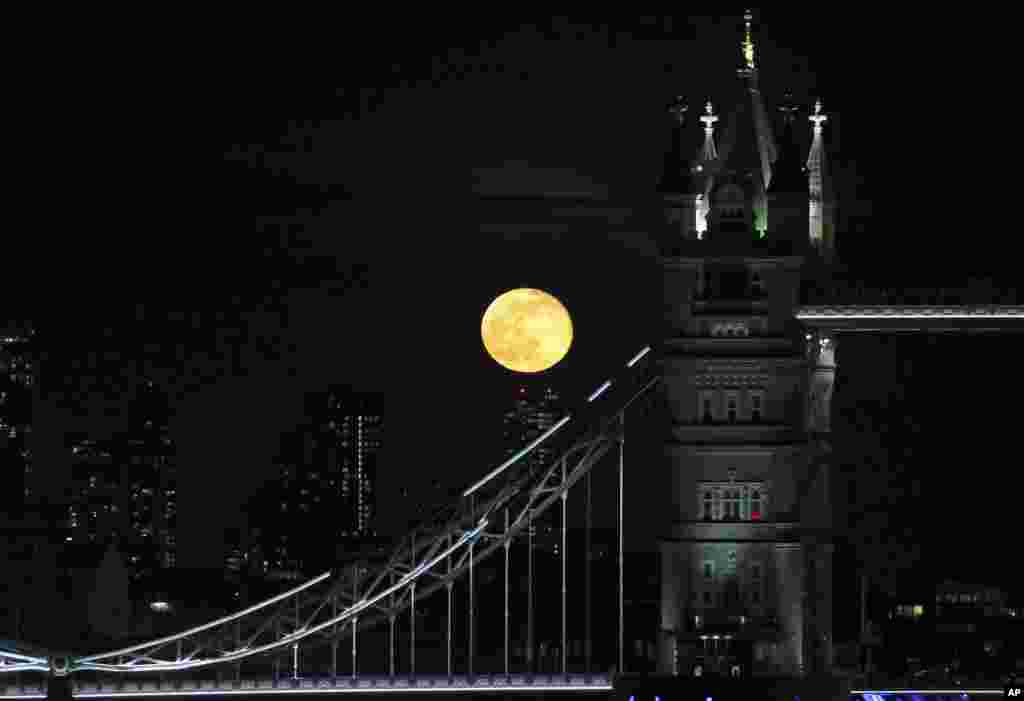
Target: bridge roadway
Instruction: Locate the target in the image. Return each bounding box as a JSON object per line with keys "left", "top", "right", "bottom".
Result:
{"left": 1, "top": 673, "right": 612, "bottom": 698}
{"left": 2, "top": 675, "right": 1014, "bottom": 699}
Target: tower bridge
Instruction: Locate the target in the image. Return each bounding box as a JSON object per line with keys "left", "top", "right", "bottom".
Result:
{"left": 5, "top": 11, "right": 1024, "bottom": 701}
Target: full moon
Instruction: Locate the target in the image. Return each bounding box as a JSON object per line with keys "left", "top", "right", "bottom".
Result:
{"left": 481, "top": 288, "right": 573, "bottom": 373}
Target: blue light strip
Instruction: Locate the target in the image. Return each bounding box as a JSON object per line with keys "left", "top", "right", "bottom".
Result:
{"left": 65, "top": 685, "right": 612, "bottom": 697}
{"left": 851, "top": 690, "right": 1003, "bottom": 696}
{"left": 0, "top": 652, "right": 48, "bottom": 666}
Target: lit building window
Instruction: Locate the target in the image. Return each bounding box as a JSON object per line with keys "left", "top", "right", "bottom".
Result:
{"left": 697, "top": 482, "right": 766, "bottom": 522}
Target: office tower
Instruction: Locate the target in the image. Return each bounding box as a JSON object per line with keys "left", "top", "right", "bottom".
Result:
{"left": 240, "top": 388, "right": 383, "bottom": 581}
{"left": 0, "top": 323, "right": 34, "bottom": 511}
{"left": 66, "top": 380, "right": 178, "bottom": 581}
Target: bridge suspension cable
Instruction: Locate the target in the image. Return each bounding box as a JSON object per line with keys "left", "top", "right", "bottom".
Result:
{"left": 4, "top": 345, "right": 658, "bottom": 679}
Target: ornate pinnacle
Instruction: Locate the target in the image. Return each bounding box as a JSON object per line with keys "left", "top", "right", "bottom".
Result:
{"left": 809, "top": 98, "right": 828, "bottom": 134}
{"left": 699, "top": 100, "right": 718, "bottom": 134}
{"left": 668, "top": 96, "right": 687, "bottom": 125}
{"left": 742, "top": 9, "right": 756, "bottom": 70}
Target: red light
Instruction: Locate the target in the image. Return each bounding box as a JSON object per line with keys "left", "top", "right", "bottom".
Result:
{"left": 751, "top": 512, "right": 760, "bottom": 520}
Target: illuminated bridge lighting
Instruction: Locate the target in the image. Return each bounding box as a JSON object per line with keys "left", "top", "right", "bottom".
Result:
{"left": 852, "top": 690, "right": 1004, "bottom": 697}
{"left": 587, "top": 380, "right": 612, "bottom": 402}
{"left": 463, "top": 344, "right": 651, "bottom": 497}
{"left": 76, "top": 572, "right": 334, "bottom": 664}
{"left": 462, "top": 414, "right": 572, "bottom": 497}
{"left": 627, "top": 346, "right": 651, "bottom": 367}
{"left": 797, "top": 306, "right": 1024, "bottom": 320}
{"left": 0, "top": 675, "right": 613, "bottom": 697}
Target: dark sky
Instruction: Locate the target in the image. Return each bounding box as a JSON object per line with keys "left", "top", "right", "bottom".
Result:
{"left": 13, "top": 13, "right": 1022, "bottom": 598}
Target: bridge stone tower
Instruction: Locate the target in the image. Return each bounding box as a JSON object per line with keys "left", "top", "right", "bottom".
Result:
{"left": 656, "top": 11, "right": 836, "bottom": 678}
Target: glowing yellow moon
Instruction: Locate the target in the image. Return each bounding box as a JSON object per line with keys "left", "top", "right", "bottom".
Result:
{"left": 481, "top": 288, "right": 573, "bottom": 373}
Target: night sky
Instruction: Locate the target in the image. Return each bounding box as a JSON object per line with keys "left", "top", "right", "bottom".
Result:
{"left": 11, "top": 13, "right": 1022, "bottom": 601}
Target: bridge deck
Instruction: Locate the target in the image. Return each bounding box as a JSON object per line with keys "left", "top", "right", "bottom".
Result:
{"left": 796, "top": 305, "right": 1024, "bottom": 332}
{"left": 2, "top": 674, "right": 1014, "bottom": 698}
{"left": 1, "top": 674, "right": 613, "bottom": 698}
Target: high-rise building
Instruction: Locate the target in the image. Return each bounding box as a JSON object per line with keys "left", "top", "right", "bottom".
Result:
{"left": 66, "top": 380, "right": 178, "bottom": 581}
{"left": 503, "top": 385, "right": 566, "bottom": 553}
{"left": 0, "top": 323, "right": 34, "bottom": 511}
{"left": 656, "top": 12, "right": 835, "bottom": 678}
{"left": 317, "top": 388, "right": 382, "bottom": 538}
{"left": 503, "top": 385, "right": 565, "bottom": 474}
{"left": 237, "top": 388, "right": 382, "bottom": 581}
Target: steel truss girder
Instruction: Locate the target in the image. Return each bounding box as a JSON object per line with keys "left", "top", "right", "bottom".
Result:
{"left": 0, "top": 648, "right": 51, "bottom": 673}
{"left": 4, "top": 348, "right": 656, "bottom": 678}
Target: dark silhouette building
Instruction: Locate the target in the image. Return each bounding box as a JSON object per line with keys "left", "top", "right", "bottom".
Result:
{"left": 65, "top": 380, "right": 178, "bottom": 581}
{"left": 235, "top": 388, "right": 383, "bottom": 583}
{"left": 0, "top": 323, "right": 34, "bottom": 512}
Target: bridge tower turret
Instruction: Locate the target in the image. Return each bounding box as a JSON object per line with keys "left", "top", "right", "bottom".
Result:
{"left": 657, "top": 10, "right": 834, "bottom": 681}
{"left": 807, "top": 100, "right": 834, "bottom": 263}
{"left": 658, "top": 96, "right": 703, "bottom": 246}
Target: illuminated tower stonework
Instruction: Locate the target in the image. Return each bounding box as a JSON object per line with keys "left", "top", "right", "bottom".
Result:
{"left": 807, "top": 100, "right": 833, "bottom": 261}
{"left": 656, "top": 10, "right": 835, "bottom": 679}
{"left": 658, "top": 99, "right": 718, "bottom": 245}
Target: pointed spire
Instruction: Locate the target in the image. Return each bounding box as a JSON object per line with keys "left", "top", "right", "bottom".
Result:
{"left": 808, "top": 98, "right": 828, "bottom": 136}
{"left": 807, "top": 98, "right": 830, "bottom": 254}
{"left": 741, "top": 9, "right": 756, "bottom": 72}
{"left": 806, "top": 98, "right": 828, "bottom": 173}
{"left": 699, "top": 100, "right": 719, "bottom": 162}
